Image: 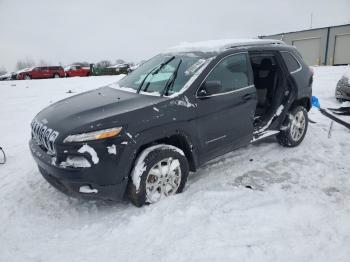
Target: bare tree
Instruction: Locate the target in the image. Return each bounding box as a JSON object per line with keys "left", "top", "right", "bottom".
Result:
{"left": 72, "top": 61, "right": 90, "bottom": 67}
{"left": 115, "top": 59, "right": 126, "bottom": 65}
{"left": 96, "top": 60, "right": 111, "bottom": 68}
{"left": 38, "top": 59, "right": 49, "bottom": 66}
{"left": 16, "top": 57, "right": 35, "bottom": 70}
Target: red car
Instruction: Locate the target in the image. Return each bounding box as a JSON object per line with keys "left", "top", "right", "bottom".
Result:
{"left": 18, "top": 66, "right": 65, "bottom": 80}
{"left": 64, "top": 65, "right": 90, "bottom": 77}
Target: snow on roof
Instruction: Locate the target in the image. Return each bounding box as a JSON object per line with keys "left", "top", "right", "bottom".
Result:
{"left": 166, "top": 38, "right": 285, "bottom": 53}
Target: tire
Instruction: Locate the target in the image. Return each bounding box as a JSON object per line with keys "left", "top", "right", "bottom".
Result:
{"left": 24, "top": 75, "right": 31, "bottom": 80}
{"left": 66, "top": 73, "right": 69, "bottom": 78}
{"left": 277, "top": 106, "right": 308, "bottom": 147}
{"left": 53, "top": 73, "right": 60, "bottom": 78}
{"left": 127, "top": 144, "right": 189, "bottom": 207}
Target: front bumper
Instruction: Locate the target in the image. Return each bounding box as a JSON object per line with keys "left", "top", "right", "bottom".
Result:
{"left": 29, "top": 139, "right": 131, "bottom": 201}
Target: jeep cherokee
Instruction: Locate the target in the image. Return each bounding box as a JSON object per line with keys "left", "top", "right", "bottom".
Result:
{"left": 29, "top": 39, "right": 313, "bottom": 207}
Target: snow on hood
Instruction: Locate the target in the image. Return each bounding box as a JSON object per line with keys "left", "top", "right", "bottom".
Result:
{"left": 166, "top": 39, "right": 285, "bottom": 53}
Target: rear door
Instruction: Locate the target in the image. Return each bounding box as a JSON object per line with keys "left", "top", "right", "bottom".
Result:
{"left": 195, "top": 52, "right": 257, "bottom": 161}
{"left": 76, "top": 66, "right": 83, "bottom": 76}
{"left": 32, "top": 67, "right": 42, "bottom": 79}
{"left": 42, "top": 67, "right": 50, "bottom": 78}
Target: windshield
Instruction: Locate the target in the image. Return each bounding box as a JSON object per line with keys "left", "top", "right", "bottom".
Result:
{"left": 116, "top": 54, "right": 209, "bottom": 96}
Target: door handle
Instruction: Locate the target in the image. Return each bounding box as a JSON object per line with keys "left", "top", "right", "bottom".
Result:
{"left": 242, "top": 93, "right": 254, "bottom": 101}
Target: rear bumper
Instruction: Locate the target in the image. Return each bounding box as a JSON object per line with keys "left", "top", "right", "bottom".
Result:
{"left": 29, "top": 139, "right": 129, "bottom": 201}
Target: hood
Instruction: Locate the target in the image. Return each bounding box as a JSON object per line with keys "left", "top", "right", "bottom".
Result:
{"left": 34, "top": 86, "right": 163, "bottom": 138}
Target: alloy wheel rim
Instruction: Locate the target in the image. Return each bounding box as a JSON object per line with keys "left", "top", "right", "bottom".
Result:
{"left": 145, "top": 157, "right": 181, "bottom": 203}
{"left": 290, "top": 111, "right": 306, "bottom": 142}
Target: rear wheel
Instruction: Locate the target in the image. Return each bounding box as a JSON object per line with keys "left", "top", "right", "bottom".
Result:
{"left": 127, "top": 144, "right": 189, "bottom": 207}
{"left": 53, "top": 73, "right": 60, "bottom": 78}
{"left": 277, "top": 106, "right": 308, "bottom": 147}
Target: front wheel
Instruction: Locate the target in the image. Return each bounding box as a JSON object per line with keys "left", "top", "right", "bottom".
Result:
{"left": 277, "top": 106, "right": 308, "bottom": 147}
{"left": 24, "top": 75, "right": 31, "bottom": 80}
{"left": 127, "top": 144, "right": 189, "bottom": 207}
{"left": 53, "top": 73, "right": 60, "bottom": 78}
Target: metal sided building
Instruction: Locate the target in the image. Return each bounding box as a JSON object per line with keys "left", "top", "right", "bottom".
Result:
{"left": 260, "top": 24, "right": 350, "bottom": 66}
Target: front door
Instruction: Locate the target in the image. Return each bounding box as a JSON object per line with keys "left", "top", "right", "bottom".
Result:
{"left": 195, "top": 52, "right": 257, "bottom": 162}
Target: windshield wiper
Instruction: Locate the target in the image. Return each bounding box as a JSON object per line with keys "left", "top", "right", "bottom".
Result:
{"left": 137, "top": 56, "right": 175, "bottom": 93}
{"left": 162, "top": 59, "right": 182, "bottom": 96}
{"left": 152, "top": 56, "right": 175, "bottom": 75}
{"left": 136, "top": 66, "right": 158, "bottom": 93}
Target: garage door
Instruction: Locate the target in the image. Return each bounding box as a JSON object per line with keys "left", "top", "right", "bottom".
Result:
{"left": 334, "top": 34, "right": 350, "bottom": 65}
{"left": 292, "top": 38, "right": 322, "bottom": 66}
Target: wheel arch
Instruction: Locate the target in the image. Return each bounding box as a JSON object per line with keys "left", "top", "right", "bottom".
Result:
{"left": 134, "top": 133, "right": 197, "bottom": 172}
{"left": 291, "top": 97, "right": 311, "bottom": 111}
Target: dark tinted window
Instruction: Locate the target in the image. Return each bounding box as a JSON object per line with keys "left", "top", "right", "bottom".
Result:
{"left": 281, "top": 52, "right": 301, "bottom": 73}
{"left": 205, "top": 53, "right": 249, "bottom": 94}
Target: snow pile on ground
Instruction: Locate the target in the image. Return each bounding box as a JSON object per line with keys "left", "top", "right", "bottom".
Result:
{"left": 0, "top": 68, "right": 350, "bottom": 262}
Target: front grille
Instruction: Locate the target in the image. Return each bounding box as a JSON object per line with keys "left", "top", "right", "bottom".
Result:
{"left": 31, "top": 119, "right": 59, "bottom": 155}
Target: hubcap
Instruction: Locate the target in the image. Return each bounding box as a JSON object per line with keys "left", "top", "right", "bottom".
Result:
{"left": 54, "top": 74, "right": 59, "bottom": 78}
{"left": 145, "top": 157, "right": 181, "bottom": 203}
{"left": 290, "top": 111, "right": 306, "bottom": 142}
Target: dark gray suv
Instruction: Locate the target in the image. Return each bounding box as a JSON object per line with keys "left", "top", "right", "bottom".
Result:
{"left": 29, "top": 39, "right": 313, "bottom": 206}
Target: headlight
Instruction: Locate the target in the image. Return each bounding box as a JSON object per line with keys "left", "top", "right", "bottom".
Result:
{"left": 63, "top": 127, "right": 122, "bottom": 143}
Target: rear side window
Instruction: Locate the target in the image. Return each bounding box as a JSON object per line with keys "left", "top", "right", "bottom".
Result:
{"left": 205, "top": 53, "right": 250, "bottom": 94}
{"left": 280, "top": 52, "right": 301, "bottom": 73}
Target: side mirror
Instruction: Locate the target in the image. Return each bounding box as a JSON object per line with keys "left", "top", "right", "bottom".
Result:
{"left": 198, "top": 80, "right": 222, "bottom": 97}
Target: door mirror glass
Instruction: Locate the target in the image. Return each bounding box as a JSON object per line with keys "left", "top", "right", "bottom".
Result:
{"left": 199, "top": 80, "right": 222, "bottom": 96}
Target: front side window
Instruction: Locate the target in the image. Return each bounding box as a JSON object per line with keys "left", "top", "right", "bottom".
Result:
{"left": 203, "top": 53, "right": 250, "bottom": 95}
{"left": 116, "top": 54, "right": 210, "bottom": 96}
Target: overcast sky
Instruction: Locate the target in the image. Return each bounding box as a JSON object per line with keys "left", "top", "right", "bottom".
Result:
{"left": 1, "top": 0, "right": 349, "bottom": 71}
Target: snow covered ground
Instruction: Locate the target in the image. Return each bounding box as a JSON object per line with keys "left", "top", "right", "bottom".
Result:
{"left": 0, "top": 68, "right": 349, "bottom": 262}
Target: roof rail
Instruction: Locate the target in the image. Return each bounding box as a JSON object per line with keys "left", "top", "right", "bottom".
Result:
{"left": 226, "top": 39, "right": 285, "bottom": 49}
